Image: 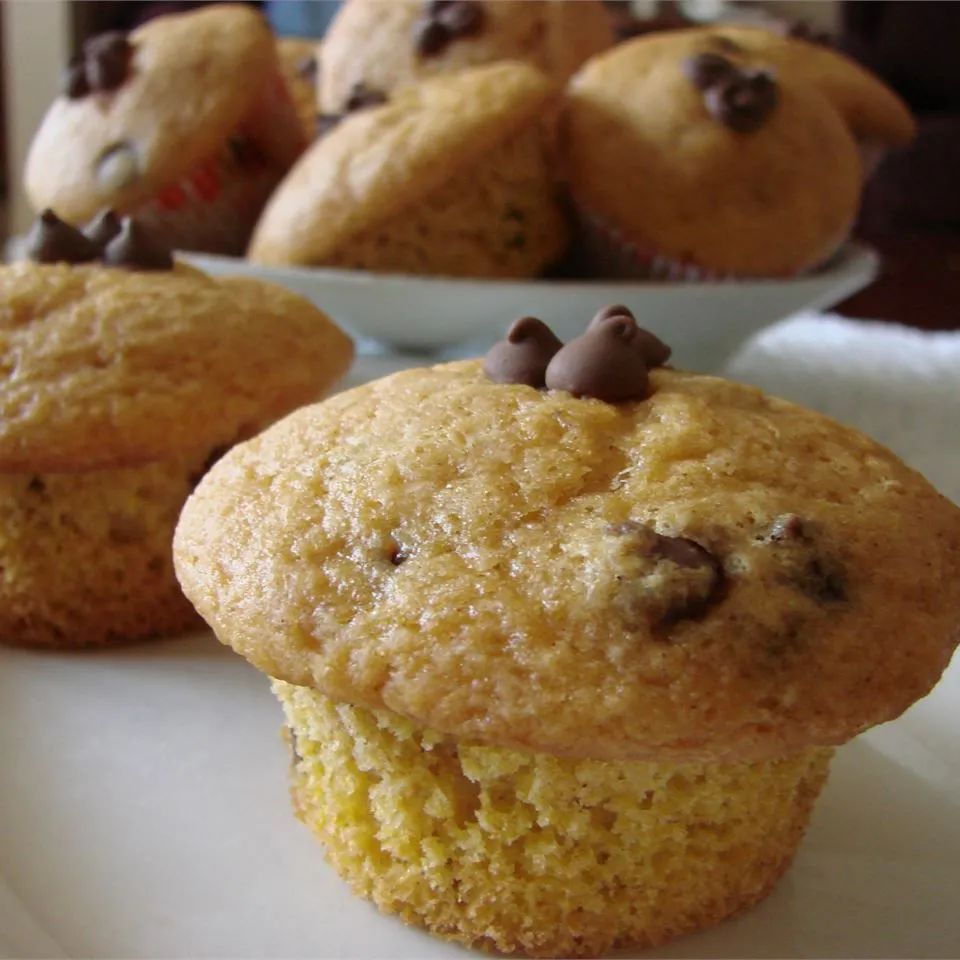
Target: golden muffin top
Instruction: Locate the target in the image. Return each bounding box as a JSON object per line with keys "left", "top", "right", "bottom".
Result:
{"left": 174, "top": 312, "right": 960, "bottom": 764}
{"left": 318, "top": 0, "right": 612, "bottom": 113}
{"left": 25, "top": 5, "right": 300, "bottom": 224}
{"left": 563, "top": 30, "right": 864, "bottom": 276}
{"left": 0, "top": 237, "right": 353, "bottom": 473}
{"left": 698, "top": 26, "right": 915, "bottom": 147}
{"left": 248, "top": 61, "right": 557, "bottom": 266}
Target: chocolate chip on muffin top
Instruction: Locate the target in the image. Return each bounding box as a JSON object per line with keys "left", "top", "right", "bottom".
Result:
{"left": 83, "top": 208, "right": 122, "bottom": 248}
{"left": 102, "top": 217, "right": 175, "bottom": 271}
{"left": 683, "top": 51, "right": 779, "bottom": 132}
{"left": 24, "top": 209, "right": 100, "bottom": 264}
{"left": 413, "top": 1, "right": 486, "bottom": 58}
{"left": 22, "top": 208, "right": 174, "bottom": 270}
{"left": 63, "top": 31, "right": 134, "bottom": 99}
{"left": 483, "top": 316, "right": 562, "bottom": 387}
{"left": 484, "top": 305, "right": 670, "bottom": 402}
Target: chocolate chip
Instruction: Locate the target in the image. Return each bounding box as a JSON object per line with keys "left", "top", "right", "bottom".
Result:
{"left": 102, "top": 217, "right": 174, "bottom": 271}
{"left": 84, "top": 31, "right": 132, "bottom": 93}
{"left": 413, "top": 17, "right": 451, "bottom": 57}
{"left": 64, "top": 31, "right": 132, "bottom": 100}
{"left": 803, "top": 558, "right": 846, "bottom": 603}
{"left": 545, "top": 314, "right": 650, "bottom": 403}
{"left": 484, "top": 316, "right": 563, "bottom": 388}
{"left": 607, "top": 521, "right": 725, "bottom": 625}
{"left": 83, "top": 209, "right": 122, "bottom": 249}
{"left": 763, "top": 515, "right": 847, "bottom": 604}
{"left": 683, "top": 52, "right": 737, "bottom": 90}
{"left": 589, "top": 305, "right": 671, "bottom": 367}
{"left": 414, "top": 0, "right": 484, "bottom": 57}
{"left": 95, "top": 142, "right": 140, "bottom": 191}
{"left": 389, "top": 547, "right": 407, "bottom": 566}
{"left": 344, "top": 81, "right": 388, "bottom": 112}
{"left": 436, "top": 0, "right": 485, "bottom": 36}
{"left": 653, "top": 535, "right": 718, "bottom": 570}
{"left": 24, "top": 209, "right": 100, "bottom": 264}
{"left": 27, "top": 476, "right": 46, "bottom": 494}
{"left": 62, "top": 55, "right": 90, "bottom": 99}
{"left": 705, "top": 70, "right": 778, "bottom": 133}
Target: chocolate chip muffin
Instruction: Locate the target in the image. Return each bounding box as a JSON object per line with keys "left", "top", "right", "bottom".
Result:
{"left": 563, "top": 29, "right": 867, "bottom": 278}
{"left": 0, "top": 210, "right": 352, "bottom": 649}
{"left": 319, "top": 0, "right": 612, "bottom": 114}
{"left": 174, "top": 306, "right": 960, "bottom": 956}
{"left": 24, "top": 5, "right": 306, "bottom": 255}
{"left": 248, "top": 61, "right": 569, "bottom": 278}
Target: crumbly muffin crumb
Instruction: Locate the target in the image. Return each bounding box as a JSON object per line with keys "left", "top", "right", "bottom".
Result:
{"left": 278, "top": 680, "right": 832, "bottom": 957}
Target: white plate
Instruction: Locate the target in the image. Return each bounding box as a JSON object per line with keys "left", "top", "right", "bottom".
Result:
{"left": 183, "top": 244, "right": 879, "bottom": 371}
{"left": 1, "top": 634, "right": 958, "bottom": 959}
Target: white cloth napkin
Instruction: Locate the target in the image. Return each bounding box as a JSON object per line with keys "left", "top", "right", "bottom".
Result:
{"left": 726, "top": 312, "right": 960, "bottom": 505}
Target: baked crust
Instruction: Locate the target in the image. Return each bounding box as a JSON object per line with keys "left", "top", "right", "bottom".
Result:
{"left": 175, "top": 360, "right": 960, "bottom": 761}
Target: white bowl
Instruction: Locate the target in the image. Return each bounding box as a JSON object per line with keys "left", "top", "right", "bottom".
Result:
{"left": 183, "top": 243, "right": 879, "bottom": 371}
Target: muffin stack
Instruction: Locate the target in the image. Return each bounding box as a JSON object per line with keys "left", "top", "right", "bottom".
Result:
{"left": 248, "top": 11, "right": 914, "bottom": 279}
{"left": 23, "top": 3, "right": 915, "bottom": 279}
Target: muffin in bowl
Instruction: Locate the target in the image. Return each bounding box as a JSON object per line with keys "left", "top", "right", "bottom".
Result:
{"left": 174, "top": 308, "right": 960, "bottom": 956}
{"left": 24, "top": 5, "right": 306, "bottom": 255}
{"left": 248, "top": 61, "right": 569, "bottom": 278}
{"left": 561, "top": 28, "right": 910, "bottom": 279}
{"left": 0, "top": 209, "right": 352, "bottom": 648}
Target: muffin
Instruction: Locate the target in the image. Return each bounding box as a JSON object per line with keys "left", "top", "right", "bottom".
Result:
{"left": 174, "top": 307, "right": 960, "bottom": 956}
{"left": 24, "top": 5, "right": 306, "bottom": 256}
{"left": 562, "top": 30, "right": 867, "bottom": 279}
{"left": 248, "top": 62, "right": 569, "bottom": 278}
{"left": 0, "top": 210, "right": 352, "bottom": 649}
{"left": 319, "top": 0, "right": 613, "bottom": 114}
{"left": 277, "top": 36, "right": 322, "bottom": 141}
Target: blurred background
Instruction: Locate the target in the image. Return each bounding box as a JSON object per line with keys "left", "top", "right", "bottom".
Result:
{"left": 2, "top": 0, "right": 957, "bottom": 329}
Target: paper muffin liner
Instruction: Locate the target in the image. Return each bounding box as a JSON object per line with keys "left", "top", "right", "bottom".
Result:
{"left": 570, "top": 201, "right": 817, "bottom": 282}
{"left": 130, "top": 71, "right": 305, "bottom": 256}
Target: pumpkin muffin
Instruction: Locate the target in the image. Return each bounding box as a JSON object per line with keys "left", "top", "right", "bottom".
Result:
{"left": 174, "top": 307, "right": 960, "bottom": 956}
{"left": 319, "top": 0, "right": 612, "bottom": 113}
{"left": 248, "top": 62, "right": 569, "bottom": 278}
{"left": 0, "top": 210, "right": 352, "bottom": 649}
{"left": 563, "top": 29, "right": 869, "bottom": 278}
{"left": 24, "top": 5, "right": 306, "bottom": 255}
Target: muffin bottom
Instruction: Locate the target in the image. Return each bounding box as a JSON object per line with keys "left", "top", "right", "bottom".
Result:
{"left": 276, "top": 680, "right": 833, "bottom": 958}
{"left": 0, "top": 450, "right": 216, "bottom": 648}
{"left": 322, "top": 122, "right": 569, "bottom": 279}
